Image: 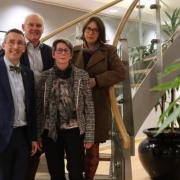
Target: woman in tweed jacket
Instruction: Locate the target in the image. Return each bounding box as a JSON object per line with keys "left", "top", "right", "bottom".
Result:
{"left": 36, "top": 39, "right": 95, "bottom": 180}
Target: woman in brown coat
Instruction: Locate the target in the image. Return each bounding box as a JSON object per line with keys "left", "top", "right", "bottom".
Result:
{"left": 72, "top": 16, "right": 126, "bottom": 180}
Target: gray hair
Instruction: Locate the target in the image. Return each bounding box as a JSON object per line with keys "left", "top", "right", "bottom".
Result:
{"left": 24, "top": 13, "right": 44, "bottom": 27}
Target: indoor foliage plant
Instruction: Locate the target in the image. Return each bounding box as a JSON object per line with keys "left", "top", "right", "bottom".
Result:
{"left": 156, "top": 8, "right": 180, "bottom": 118}
{"left": 138, "top": 61, "right": 180, "bottom": 180}
{"left": 162, "top": 8, "right": 180, "bottom": 43}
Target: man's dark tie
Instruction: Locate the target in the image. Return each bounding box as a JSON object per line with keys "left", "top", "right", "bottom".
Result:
{"left": 9, "top": 65, "right": 21, "bottom": 73}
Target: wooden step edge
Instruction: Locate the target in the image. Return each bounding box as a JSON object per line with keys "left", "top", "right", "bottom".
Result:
{"left": 143, "top": 56, "right": 156, "bottom": 62}
{"left": 99, "top": 153, "right": 111, "bottom": 161}
{"left": 131, "top": 83, "right": 141, "bottom": 88}
{"left": 36, "top": 172, "right": 110, "bottom": 180}
{"left": 94, "top": 174, "right": 110, "bottom": 179}
{"left": 131, "top": 68, "right": 151, "bottom": 74}
{"left": 39, "top": 152, "right": 111, "bottom": 162}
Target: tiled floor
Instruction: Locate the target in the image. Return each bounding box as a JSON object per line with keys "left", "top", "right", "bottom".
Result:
{"left": 131, "top": 138, "right": 150, "bottom": 180}
{"left": 35, "top": 138, "right": 150, "bottom": 180}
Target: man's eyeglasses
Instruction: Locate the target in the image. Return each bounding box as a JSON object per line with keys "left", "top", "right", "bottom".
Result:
{"left": 6, "top": 40, "right": 25, "bottom": 47}
{"left": 85, "top": 27, "right": 99, "bottom": 34}
{"left": 55, "top": 48, "right": 71, "bottom": 54}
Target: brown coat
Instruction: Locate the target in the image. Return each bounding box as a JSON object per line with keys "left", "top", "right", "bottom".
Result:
{"left": 73, "top": 44, "right": 125, "bottom": 142}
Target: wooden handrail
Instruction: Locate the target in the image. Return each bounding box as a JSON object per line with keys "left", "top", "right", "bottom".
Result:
{"left": 41, "top": 0, "right": 123, "bottom": 42}
{"left": 110, "top": 0, "right": 140, "bottom": 149}
{"left": 113, "top": 0, "right": 140, "bottom": 46}
{"left": 109, "top": 87, "right": 130, "bottom": 149}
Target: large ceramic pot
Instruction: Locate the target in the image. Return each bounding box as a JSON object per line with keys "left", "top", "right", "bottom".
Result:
{"left": 138, "top": 128, "right": 180, "bottom": 180}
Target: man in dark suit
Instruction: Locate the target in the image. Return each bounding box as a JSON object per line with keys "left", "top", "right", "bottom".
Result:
{"left": 21, "top": 13, "right": 54, "bottom": 180}
{"left": 0, "top": 28, "right": 38, "bottom": 180}
{"left": 21, "top": 13, "right": 54, "bottom": 85}
{"left": 0, "top": 14, "right": 54, "bottom": 179}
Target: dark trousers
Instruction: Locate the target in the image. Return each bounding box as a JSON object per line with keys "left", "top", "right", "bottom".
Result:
{"left": 42, "top": 128, "right": 84, "bottom": 180}
{"left": 27, "top": 150, "right": 42, "bottom": 180}
{"left": 84, "top": 143, "right": 99, "bottom": 180}
{"left": 0, "top": 126, "right": 29, "bottom": 180}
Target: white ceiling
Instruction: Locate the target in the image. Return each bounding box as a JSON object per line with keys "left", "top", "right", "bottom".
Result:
{"left": 32, "top": 0, "right": 180, "bottom": 23}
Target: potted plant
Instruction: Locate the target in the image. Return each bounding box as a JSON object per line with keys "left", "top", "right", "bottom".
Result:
{"left": 138, "top": 61, "right": 180, "bottom": 180}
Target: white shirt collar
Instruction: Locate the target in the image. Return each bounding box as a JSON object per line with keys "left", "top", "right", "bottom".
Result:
{"left": 25, "top": 37, "right": 42, "bottom": 48}
{"left": 4, "top": 57, "right": 20, "bottom": 71}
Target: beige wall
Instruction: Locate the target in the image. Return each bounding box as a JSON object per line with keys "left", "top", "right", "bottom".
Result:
{"left": 0, "top": 0, "right": 156, "bottom": 47}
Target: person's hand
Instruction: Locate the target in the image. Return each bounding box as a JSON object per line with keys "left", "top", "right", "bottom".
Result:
{"left": 90, "top": 78, "right": 96, "bottom": 88}
{"left": 84, "top": 143, "right": 93, "bottom": 149}
{"left": 31, "top": 141, "right": 38, "bottom": 156}
{"left": 37, "top": 140, "right": 43, "bottom": 152}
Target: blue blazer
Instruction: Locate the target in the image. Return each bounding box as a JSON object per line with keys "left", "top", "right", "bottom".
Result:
{"left": 0, "top": 57, "right": 36, "bottom": 153}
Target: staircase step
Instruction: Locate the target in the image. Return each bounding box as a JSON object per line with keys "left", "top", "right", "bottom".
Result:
{"left": 37, "top": 153, "right": 111, "bottom": 174}
{"left": 143, "top": 55, "right": 156, "bottom": 62}
{"left": 94, "top": 174, "right": 110, "bottom": 179}
{"left": 99, "top": 153, "right": 111, "bottom": 161}
{"left": 132, "top": 60, "right": 154, "bottom": 70}
{"left": 36, "top": 143, "right": 111, "bottom": 179}
{"left": 39, "top": 152, "right": 111, "bottom": 166}
{"left": 36, "top": 173, "right": 109, "bottom": 180}
{"left": 131, "top": 83, "right": 141, "bottom": 88}
{"left": 131, "top": 68, "right": 150, "bottom": 74}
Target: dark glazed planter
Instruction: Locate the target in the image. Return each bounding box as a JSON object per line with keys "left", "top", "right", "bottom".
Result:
{"left": 138, "top": 128, "right": 180, "bottom": 180}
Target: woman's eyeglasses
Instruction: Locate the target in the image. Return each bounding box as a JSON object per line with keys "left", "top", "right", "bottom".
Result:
{"left": 85, "top": 27, "right": 99, "bottom": 34}
{"left": 55, "top": 48, "right": 70, "bottom": 54}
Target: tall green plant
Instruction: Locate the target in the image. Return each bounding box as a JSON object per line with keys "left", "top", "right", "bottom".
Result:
{"left": 162, "top": 8, "right": 180, "bottom": 42}
{"left": 151, "top": 62, "right": 180, "bottom": 135}
{"left": 157, "top": 8, "right": 180, "bottom": 123}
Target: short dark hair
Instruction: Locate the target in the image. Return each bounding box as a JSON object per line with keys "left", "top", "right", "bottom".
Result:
{"left": 52, "top": 39, "right": 73, "bottom": 54}
{"left": 4, "top": 28, "right": 24, "bottom": 42}
{"left": 82, "top": 16, "right": 106, "bottom": 44}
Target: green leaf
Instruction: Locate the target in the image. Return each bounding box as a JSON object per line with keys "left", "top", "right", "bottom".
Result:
{"left": 158, "top": 97, "right": 180, "bottom": 124}
{"left": 155, "top": 105, "right": 180, "bottom": 135}
{"left": 151, "top": 77, "right": 180, "bottom": 91}
{"left": 162, "top": 9, "right": 180, "bottom": 38}
{"left": 165, "top": 11, "right": 172, "bottom": 20}
{"left": 161, "top": 63, "right": 180, "bottom": 77}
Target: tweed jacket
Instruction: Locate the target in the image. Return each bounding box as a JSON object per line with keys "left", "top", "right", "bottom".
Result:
{"left": 36, "top": 65, "right": 95, "bottom": 143}
{"left": 73, "top": 44, "right": 126, "bottom": 142}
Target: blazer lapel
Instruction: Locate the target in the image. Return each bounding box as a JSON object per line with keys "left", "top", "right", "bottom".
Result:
{"left": 86, "top": 49, "right": 106, "bottom": 69}
{"left": 74, "top": 50, "right": 85, "bottom": 69}
{"left": 21, "top": 66, "right": 28, "bottom": 104}
{"left": 40, "top": 44, "right": 46, "bottom": 70}
{"left": 74, "top": 45, "right": 107, "bottom": 69}
{"left": 20, "top": 49, "right": 30, "bottom": 68}
{"left": 0, "top": 59, "right": 13, "bottom": 102}
{"left": 72, "top": 67, "right": 81, "bottom": 110}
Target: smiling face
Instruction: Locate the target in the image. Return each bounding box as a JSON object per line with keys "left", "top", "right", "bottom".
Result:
{"left": 3, "top": 32, "right": 25, "bottom": 65}
{"left": 53, "top": 42, "right": 72, "bottom": 70}
{"left": 84, "top": 21, "right": 99, "bottom": 47}
{"left": 22, "top": 14, "right": 44, "bottom": 47}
